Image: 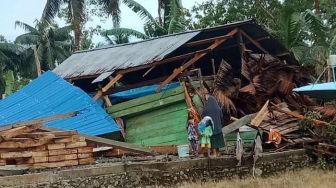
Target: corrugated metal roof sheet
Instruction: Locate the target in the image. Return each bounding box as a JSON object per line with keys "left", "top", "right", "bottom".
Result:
{"left": 53, "top": 31, "right": 200, "bottom": 79}
{"left": 0, "top": 71, "right": 120, "bottom": 136}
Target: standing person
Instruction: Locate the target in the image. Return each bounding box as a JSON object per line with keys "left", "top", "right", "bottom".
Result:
{"left": 186, "top": 116, "right": 199, "bottom": 157}
{"left": 198, "top": 116, "right": 213, "bottom": 157}
{"left": 202, "top": 95, "right": 224, "bottom": 157}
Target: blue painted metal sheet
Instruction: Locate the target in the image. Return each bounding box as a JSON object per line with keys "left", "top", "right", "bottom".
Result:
{"left": 110, "top": 82, "right": 180, "bottom": 103}
{"left": 293, "top": 82, "right": 336, "bottom": 99}
{"left": 0, "top": 71, "right": 120, "bottom": 136}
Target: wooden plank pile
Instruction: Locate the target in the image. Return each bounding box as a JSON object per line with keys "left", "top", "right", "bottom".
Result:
{"left": 0, "top": 124, "right": 94, "bottom": 169}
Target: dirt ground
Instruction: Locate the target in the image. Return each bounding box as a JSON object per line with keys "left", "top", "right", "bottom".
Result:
{"left": 157, "top": 168, "right": 336, "bottom": 188}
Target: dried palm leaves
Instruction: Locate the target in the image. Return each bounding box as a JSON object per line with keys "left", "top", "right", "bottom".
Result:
{"left": 213, "top": 60, "right": 240, "bottom": 114}
{"left": 213, "top": 54, "right": 312, "bottom": 117}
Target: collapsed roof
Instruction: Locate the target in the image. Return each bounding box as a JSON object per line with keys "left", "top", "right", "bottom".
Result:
{"left": 0, "top": 71, "right": 120, "bottom": 136}
{"left": 53, "top": 20, "right": 297, "bottom": 89}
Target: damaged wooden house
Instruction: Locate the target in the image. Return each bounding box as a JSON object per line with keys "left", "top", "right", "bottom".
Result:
{"left": 52, "top": 20, "right": 310, "bottom": 148}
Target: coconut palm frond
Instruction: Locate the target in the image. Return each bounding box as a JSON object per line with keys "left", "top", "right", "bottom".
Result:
{"left": 122, "top": 0, "right": 158, "bottom": 26}
{"left": 104, "top": 28, "right": 148, "bottom": 40}
{"left": 167, "top": 0, "right": 185, "bottom": 34}
{"left": 15, "top": 34, "right": 40, "bottom": 45}
{"left": 42, "top": 0, "right": 63, "bottom": 24}
{"left": 15, "top": 21, "right": 39, "bottom": 35}
{"left": 302, "top": 9, "right": 328, "bottom": 45}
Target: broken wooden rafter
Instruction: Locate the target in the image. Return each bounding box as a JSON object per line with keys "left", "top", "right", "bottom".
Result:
{"left": 142, "top": 65, "right": 157, "bottom": 77}
{"left": 93, "top": 90, "right": 103, "bottom": 101}
{"left": 222, "top": 114, "right": 255, "bottom": 135}
{"left": 240, "top": 30, "right": 269, "bottom": 54}
{"left": 251, "top": 100, "right": 269, "bottom": 127}
{"left": 156, "top": 28, "right": 239, "bottom": 92}
{"left": 103, "top": 95, "right": 113, "bottom": 107}
{"left": 93, "top": 74, "right": 123, "bottom": 100}
{"left": 102, "top": 74, "right": 123, "bottom": 93}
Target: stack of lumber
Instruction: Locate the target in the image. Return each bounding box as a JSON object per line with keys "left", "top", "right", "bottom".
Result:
{"left": 0, "top": 124, "right": 93, "bottom": 169}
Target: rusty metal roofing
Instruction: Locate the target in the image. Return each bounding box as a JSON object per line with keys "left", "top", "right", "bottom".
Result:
{"left": 53, "top": 20, "right": 295, "bottom": 80}
{"left": 53, "top": 31, "right": 200, "bottom": 79}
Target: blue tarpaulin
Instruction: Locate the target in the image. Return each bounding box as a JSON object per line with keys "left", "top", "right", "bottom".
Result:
{"left": 0, "top": 71, "right": 120, "bottom": 136}
{"left": 109, "top": 82, "right": 180, "bottom": 103}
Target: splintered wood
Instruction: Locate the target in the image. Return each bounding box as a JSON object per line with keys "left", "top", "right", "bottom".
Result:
{"left": 0, "top": 125, "right": 93, "bottom": 169}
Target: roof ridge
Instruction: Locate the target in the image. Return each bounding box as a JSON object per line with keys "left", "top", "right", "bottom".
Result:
{"left": 74, "top": 20, "right": 254, "bottom": 54}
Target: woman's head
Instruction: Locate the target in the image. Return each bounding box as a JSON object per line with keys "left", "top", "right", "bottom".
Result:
{"left": 205, "top": 119, "right": 213, "bottom": 127}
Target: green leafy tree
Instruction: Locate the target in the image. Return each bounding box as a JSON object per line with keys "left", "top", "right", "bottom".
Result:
{"left": 0, "top": 35, "right": 29, "bottom": 96}
{"left": 188, "top": 0, "right": 336, "bottom": 77}
{"left": 15, "top": 20, "right": 73, "bottom": 72}
{"left": 188, "top": 0, "right": 282, "bottom": 29}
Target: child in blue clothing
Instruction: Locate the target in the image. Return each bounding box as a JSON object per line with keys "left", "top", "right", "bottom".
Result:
{"left": 198, "top": 116, "right": 213, "bottom": 157}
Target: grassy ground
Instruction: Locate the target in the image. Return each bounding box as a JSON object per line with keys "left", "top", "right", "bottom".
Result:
{"left": 159, "top": 168, "right": 336, "bottom": 188}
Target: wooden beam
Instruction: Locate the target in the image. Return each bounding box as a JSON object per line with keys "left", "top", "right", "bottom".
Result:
{"left": 103, "top": 95, "right": 112, "bottom": 107}
{"left": 0, "top": 124, "right": 42, "bottom": 141}
{"left": 240, "top": 30, "right": 269, "bottom": 54}
{"left": 222, "top": 114, "right": 255, "bottom": 135}
{"left": 181, "top": 81, "right": 194, "bottom": 109}
{"left": 183, "top": 34, "right": 233, "bottom": 47}
{"left": 93, "top": 90, "right": 103, "bottom": 101}
{"left": 93, "top": 74, "right": 123, "bottom": 101}
{"left": 216, "top": 36, "right": 270, "bottom": 51}
{"left": 102, "top": 74, "right": 123, "bottom": 93}
{"left": 142, "top": 65, "right": 156, "bottom": 77}
{"left": 156, "top": 28, "right": 239, "bottom": 92}
{"left": 251, "top": 100, "right": 269, "bottom": 127}
{"left": 0, "top": 112, "right": 78, "bottom": 132}
{"left": 40, "top": 126, "right": 154, "bottom": 155}
{"left": 18, "top": 130, "right": 78, "bottom": 139}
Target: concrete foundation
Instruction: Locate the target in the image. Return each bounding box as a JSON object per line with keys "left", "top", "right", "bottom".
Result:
{"left": 0, "top": 149, "right": 308, "bottom": 188}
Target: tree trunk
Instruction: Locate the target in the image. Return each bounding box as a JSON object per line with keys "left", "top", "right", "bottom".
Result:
{"left": 74, "top": 27, "right": 82, "bottom": 51}
{"left": 314, "top": 0, "right": 321, "bottom": 16}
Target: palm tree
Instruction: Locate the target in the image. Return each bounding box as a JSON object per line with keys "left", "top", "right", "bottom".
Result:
{"left": 14, "top": 20, "right": 73, "bottom": 72}
{"left": 97, "top": 0, "right": 181, "bottom": 29}
{"left": 102, "top": 0, "right": 186, "bottom": 44}
{"left": 42, "top": 0, "right": 85, "bottom": 50}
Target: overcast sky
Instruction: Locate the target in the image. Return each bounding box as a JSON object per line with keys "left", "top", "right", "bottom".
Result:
{"left": 0, "top": 0, "right": 205, "bottom": 42}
